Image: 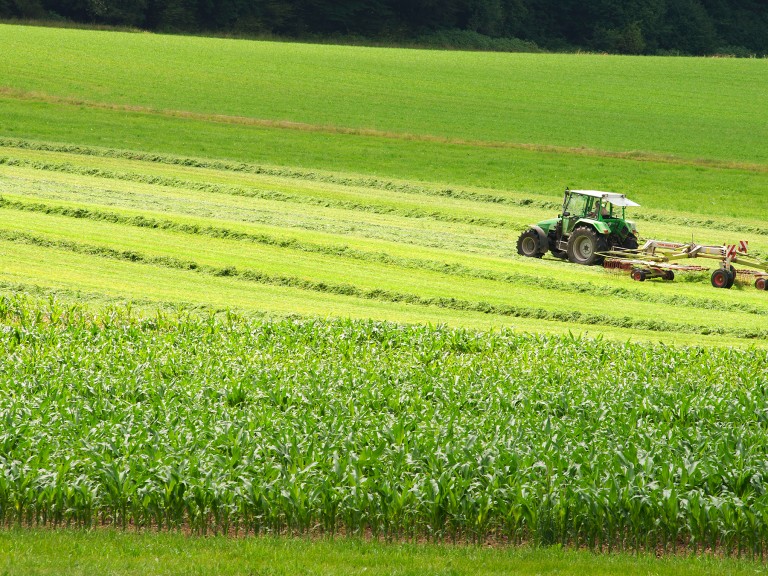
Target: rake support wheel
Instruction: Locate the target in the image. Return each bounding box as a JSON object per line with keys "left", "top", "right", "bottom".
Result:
{"left": 711, "top": 268, "right": 732, "bottom": 289}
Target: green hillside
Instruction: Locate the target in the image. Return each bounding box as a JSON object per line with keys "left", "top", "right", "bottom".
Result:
{"left": 1, "top": 25, "right": 767, "bottom": 346}
{"left": 2, "top": 25, "right": 766, "bottom": 163}
{"left": 1, "top": 25, "right": 767, "bottom": 217}
{"left": 2, "top": 25, "right": 768, "bottom": 569}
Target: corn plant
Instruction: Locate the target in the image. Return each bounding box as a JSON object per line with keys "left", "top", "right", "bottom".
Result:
{"left": 1, "top": 293, "right": 767, "bottom": 556}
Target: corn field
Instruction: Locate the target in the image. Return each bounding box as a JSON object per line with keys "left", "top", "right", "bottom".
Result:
{"left": 1, "top": 294, "right": 767, "bottom": 556}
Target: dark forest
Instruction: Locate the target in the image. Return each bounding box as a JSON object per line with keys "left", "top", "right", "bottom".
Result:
{"left": 1, "top": 0, "right": 766, "bottom": 55}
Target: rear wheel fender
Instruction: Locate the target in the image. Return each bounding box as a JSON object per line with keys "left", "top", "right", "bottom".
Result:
{"left": 529, "top": 225, "right": 550, "bottom": 253}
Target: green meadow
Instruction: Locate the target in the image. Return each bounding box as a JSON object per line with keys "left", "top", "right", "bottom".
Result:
{"left": 1, "top": 25, "right": 766, "bottom": 163}
{"left": 0, "top": 139, "right": 766, "bottom": 346}
{"left": 1, "top": 22, "right": 768, "bottom": 573}
{"left": 3, "top": 530, "right": 763, "bottom": 576}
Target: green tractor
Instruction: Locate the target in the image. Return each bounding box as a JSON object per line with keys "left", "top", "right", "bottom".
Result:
{"left": 517, "top": 189, "right": 640, "bottom": 265}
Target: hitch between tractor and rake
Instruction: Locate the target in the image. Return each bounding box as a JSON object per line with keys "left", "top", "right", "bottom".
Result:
{"left": 599, "top": 239, "right": 768, "bottom": 290}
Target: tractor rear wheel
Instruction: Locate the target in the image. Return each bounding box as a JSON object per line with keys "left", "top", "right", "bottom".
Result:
{"left": 567, "top": 226, "right": 607, "bottom": 266}
{"left": 516, "top": 229, "right": 546, "bottom": 258}
{"left": 711, "top": 268, "right": 732, "bottom": 289}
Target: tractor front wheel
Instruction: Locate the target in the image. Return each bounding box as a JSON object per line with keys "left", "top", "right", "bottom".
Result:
{"left": 517, "top": 229, "right": 546, "bottom": 258}
{"left": 567, "top": 226, "right": 607, "bottom": 266}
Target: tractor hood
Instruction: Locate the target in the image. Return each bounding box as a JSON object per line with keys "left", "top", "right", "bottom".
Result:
{"left": 534, "top": 218, "right": 560, "bottom": 234}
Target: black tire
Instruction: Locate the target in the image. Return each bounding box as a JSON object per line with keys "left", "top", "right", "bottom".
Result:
{"left": 622, "top": 235, "right": 639, "bottom": 250}
{"left": 664, "top": 270, "right": 675, "bottom": 281}
{"left": 711, "top": 268, "right": 731, "bottom": 289}
{"left": 631, "top": 268, "right": 646, "bottom": 282}
{"left": 517, "top": 229, "right": 545, "bottom": 258}
{"left": 567, "top": 226, "right": 607, "bottom": 266}
{"left": 756, "top": 277, "right": 767, "bottom": 291}
{"left": 726, "top": 267, "right": 736, "bottom": 288}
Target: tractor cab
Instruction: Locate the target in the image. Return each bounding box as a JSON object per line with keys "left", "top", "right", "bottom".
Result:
{"left": 562, "top": 189, "right": 637, "bottom": 233}
{"left": 561, "top": 191, "right": 591, "bottom": 235}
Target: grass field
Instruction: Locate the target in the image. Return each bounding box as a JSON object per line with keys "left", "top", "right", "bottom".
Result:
{"left": 1, "top": 22, "right": 768, "bottom": 572}
{"left": 2, "top": 24, "right": 768, "bottom": 215}
{"left": 1, "top": 530, "right": 764, "bottom": 576}
{"left": 0, "top": 138, "right": 766, "bottom": 346}
{"left": 2, "top": 25, "right": 766, "bottom": 164}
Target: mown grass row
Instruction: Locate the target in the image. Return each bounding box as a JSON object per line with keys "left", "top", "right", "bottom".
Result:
{"left": 1, "top": 180, "right": 508, "bottom": 256}
{"left": 0, "top": 156, "right": 524, "bottom": 230}
{"left": 0, "top": 138, "right": 557, "bottom": 210}
{"left": 2, "top": 140, "right": 768, "bottom": 237}
{"left": 9, "top": 144, "right": 765, "bottom": 264}
{"left": 2, "top": 198, "right": 767, "bottom": 320}
{"left": 3, "top": 139, "right": 768, "bottom": 346}
{"left": 1, "top": 295, "right": 768, "bottom": 556}
{"left": 7, "top": 228, "right": 765, "bottom": 339}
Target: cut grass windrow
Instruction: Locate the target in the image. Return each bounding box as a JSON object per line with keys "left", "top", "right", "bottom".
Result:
{"left": 0, "top": 138, "right": 559, "bottom": 208}
{"left": 3, "top": 229, "right": 765, "bottom": 340}
{"left": 0, "top": 280, "right": 189, "bottom": 312}
{"left": 2, "top": 139, "right": 767, "bottom": 237}
{"left": 0, "top": 182, "right": 513, "bottom": 256}
{"left": 0, "top": 193, "right": 519, "bottom": 258}
{"left": 0, "top": 156, "right": 517, "bottom": 229}
{"left": 3, "top": 199, "right": 767, "bottom": 319}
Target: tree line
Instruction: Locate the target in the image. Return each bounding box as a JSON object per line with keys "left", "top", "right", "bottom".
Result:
{"left": 1, "top": 0, "right": 766, "bottom": 56}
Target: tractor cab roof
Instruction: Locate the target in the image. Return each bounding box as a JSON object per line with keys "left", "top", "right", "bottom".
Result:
{"left": 569, "top": 189, "right": 640, "bottom": 207}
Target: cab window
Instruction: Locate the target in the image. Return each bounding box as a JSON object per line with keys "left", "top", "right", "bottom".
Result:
{"left": 565, "top": 194, "right": 589, "bottom": 217}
